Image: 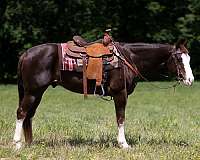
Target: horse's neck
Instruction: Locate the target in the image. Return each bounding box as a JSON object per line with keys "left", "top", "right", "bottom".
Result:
{"left": 120, "top": 43, "right": 172, "bottom": 73}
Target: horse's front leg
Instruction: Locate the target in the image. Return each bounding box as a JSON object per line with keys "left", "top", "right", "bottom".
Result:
{"left": 113, "top": 89, "right": 130, "bottom": 149}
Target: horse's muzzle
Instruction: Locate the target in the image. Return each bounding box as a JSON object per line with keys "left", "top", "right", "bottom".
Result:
{"left": 183, "top": 77, "right": 194, "bottom": 86}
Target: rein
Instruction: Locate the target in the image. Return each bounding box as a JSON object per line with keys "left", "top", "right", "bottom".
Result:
{"left": 113, "top": 44, "right": 180, "bottom": 90}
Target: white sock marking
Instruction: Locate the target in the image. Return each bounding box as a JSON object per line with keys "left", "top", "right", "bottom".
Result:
{"left": 13, "top": 119, "right": 24, "bottom": 149}
{"left": 117, "top": 123, "right": 130, "bottom": 148}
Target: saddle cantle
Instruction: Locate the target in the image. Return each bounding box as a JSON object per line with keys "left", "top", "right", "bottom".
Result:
{"left": 73, "top": 35, "right": 103, "bottom": 47}
{"left": 73, "top": 36, "right": 88, "bottom": 47}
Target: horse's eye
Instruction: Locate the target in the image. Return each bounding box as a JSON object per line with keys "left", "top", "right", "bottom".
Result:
{"left": 175, "top": 54, "right": 182, "bottom": 62}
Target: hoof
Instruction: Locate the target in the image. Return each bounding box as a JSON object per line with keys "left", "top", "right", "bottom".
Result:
{"left": 119, "top": 142, "right": 131, "bottom": 149}
{"left": 13, "top": 141, "right": 22, "bottom": 151}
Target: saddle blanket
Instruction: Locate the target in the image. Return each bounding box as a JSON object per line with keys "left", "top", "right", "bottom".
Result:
{"left": 60, "top": 43, "right": 119, "bottom": 72}
{"left": 61, "top": 43, "right": 79, "bottom": 71}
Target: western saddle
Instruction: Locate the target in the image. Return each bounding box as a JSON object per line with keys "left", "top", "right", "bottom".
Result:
{"left": 65, "top": 29, "right": 113, "bottom": 98}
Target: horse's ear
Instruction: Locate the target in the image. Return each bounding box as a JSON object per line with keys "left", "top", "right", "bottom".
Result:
{"left": 175, "top": 38, "right": 187, "bottom": 49}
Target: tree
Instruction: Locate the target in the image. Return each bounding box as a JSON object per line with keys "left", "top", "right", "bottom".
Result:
{"left": 0, "top": 0, "right": 199, "bottom": 83}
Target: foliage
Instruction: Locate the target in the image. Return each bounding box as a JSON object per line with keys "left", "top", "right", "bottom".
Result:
{"left": 0, "top": 0, "right": 200, "bottom": 83}
{"left": 0, "top": 83, "right": 200, "bottom": 159}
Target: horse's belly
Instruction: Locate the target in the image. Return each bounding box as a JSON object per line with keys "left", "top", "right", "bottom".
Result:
{"left": 59, "top": 71, "right": 101, "bottom": 94}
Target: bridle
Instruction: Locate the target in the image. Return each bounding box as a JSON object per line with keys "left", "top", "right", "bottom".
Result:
{"left": 167, "top": 47, "right": 186, "bottom": 82}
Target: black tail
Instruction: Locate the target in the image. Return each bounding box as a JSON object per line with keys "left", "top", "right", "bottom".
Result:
{"left": 17, "top": 52, "right": 26, "bottom": 105}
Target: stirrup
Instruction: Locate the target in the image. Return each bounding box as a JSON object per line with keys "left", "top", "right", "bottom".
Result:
{"left": 94, "top": 84, "right": 105, "bottom": 97}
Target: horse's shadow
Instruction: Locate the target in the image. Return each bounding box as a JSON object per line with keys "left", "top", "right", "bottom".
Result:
{"left": 33, "top": 134, "right": 124, "bottom": 148}
{"left": 32, "top": 134, "right": 189, "bottom": 148}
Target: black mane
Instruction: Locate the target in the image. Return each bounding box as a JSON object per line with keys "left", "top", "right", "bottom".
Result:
{"left": 119, "top": 42, "right": 172, "bottom": 50}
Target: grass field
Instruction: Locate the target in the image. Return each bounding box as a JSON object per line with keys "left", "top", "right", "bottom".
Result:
{"left": 0, "top": 82, "right": 199, "bottom": 159}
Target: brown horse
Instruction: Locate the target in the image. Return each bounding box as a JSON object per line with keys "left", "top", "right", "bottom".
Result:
{"left": 13, "top": 39, "right": 194, "bottom": 149}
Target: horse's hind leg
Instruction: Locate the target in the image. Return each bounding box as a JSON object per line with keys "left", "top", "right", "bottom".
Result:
{"left": 13, "top": 88, "right": 46, "bottom": 149}
{"left": 23, "top": 91, "right": 44, "bottom": 145}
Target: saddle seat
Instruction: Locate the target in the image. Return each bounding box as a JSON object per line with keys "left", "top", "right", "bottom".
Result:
{"left": 66, "top": 41, "right": 86, "bottom": 58}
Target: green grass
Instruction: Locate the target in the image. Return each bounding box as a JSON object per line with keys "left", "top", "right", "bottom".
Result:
{"left": 0, "top": 82, "right": 200, "bottom": 160}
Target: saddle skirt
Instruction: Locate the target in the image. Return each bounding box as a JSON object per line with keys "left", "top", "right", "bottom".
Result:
{"left": 85, "top": 43, "right": 112, "bottom": 86}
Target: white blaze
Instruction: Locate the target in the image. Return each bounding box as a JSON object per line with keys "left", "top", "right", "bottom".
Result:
{"left": 181, "top": 53, "right": 194, "bottom": 86}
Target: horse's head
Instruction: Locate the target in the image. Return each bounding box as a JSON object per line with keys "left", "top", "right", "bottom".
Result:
{"left": 167, "top": 39, "right": 194, "bottom": 86}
